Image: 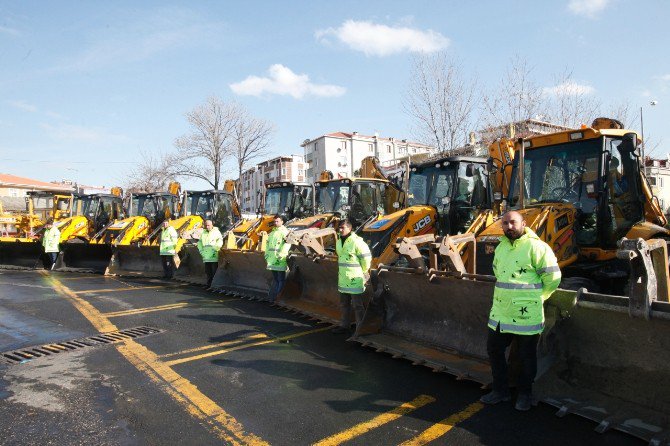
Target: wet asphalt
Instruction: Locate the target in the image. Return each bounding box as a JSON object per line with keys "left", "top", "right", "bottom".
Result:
{"left": 0, "top": 269, "right": 642, "bottom": 445}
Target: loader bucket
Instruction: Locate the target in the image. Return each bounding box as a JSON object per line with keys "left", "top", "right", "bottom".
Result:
{"left": 355, "top": 267, "right": 495, "bottom": 383}
{"left": 106, "top": 245, "right": 165, "bottom": 278}
{"left": 53, "top": 242, "right": 113, "bottom": 273}
{"left": 535, "top": 288, "right": 670, "bottom": 443}
{"left": 210, "top": 249, "right": 277, "bottom": 301}
{"left": 277, "top": 254, "right": 370, "bottom": 325}
{"left": 0, "top": 240, "right": 45, "bottom": 270}
{"left": 173, "top": 244, "right": 208, "bottom": 286}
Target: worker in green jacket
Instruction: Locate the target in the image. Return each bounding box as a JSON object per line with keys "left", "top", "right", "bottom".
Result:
{"left": 332, "top": 219, "right": 372, "bottom": 335}
{"left": 480, "top": 210, "right": 561, "bottom": 411}
{"left": 265, "top": 214, "right": 291, "bottom": 302}
{"left": 42, "top": 218, "right": 61, "bottom": 269}
{"left": 159, "top": 219, "right": 179, "bottom": 279}
{"left": 197, "top": 219, "right": 223, "bottom": 287}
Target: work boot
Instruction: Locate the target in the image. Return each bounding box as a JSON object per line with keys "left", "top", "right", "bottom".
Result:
{"left": 515, "top": 393, "right": 533, "bottom": 411}
{"left": 479, "top": 390, "right": 511, "bottom": 405}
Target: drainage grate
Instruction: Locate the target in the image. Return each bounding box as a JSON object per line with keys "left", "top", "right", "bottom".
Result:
{"left": 0, "top": 326, "right": 163, "bottom": 365}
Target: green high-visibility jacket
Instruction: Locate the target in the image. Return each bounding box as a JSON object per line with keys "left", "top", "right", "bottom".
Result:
{"left": 42, "top": 227, "right": 61, "bottom": 253}
{"left": 336, "top": 232, "right": 372, "bottom": 294}
{"left": 159, "top": 226, "right": 179, "bottom": 256}
{"left": 197, "top": 227, "right": 223, "bottom": 263}
{"left": 488, "top": 228, "right": 561, "bottom": 335}
{"left": 265, "top": 226, "right": 290, "bottom": 271}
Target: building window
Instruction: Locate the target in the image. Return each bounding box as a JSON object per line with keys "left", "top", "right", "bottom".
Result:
{"left": 281, "top": 168, "right": 286, "bottom": 176}
{"left": 649, "top": 177, "right": 657, "bottom": 186}
{"left": 368, "top": 143, "right": 373, "bottom": 152}
{"left": 660, "top": 177, "right": 664, "bottom": 187}
{"left": 298, "top": 169, "right": 304, "bottom": 176}
{"left": 341, "top": 141, "right": 347, "bottom": 150}
{"left": 386, "top": 145, "right": 391, "bottom": 154}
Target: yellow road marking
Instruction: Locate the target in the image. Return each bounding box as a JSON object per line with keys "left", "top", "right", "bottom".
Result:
{"left": 44, "top": 273, "right": 268, "bottom": 445}
{"left": 74, "top": 284, "right": 186, "bottom": 294}
{"left": 399, "top": 402, "right": 484, "bottom": 446}
{"left": 160, "top": 333, "right": 269, "bottom": 359}
{"left": 104, "top": 302, "right": 190, "bottom": 317}
{"left": 165, "top": 326, "right": 331, "bottom": 367}
{"left": 313, "top": 394, "right": 436, "bottom": 446}
{"left": 54, "top": 276, "right": 102, "bottom": 280}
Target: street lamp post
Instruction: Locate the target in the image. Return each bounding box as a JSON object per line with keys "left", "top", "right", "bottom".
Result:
{"left": 640, "top": 100, "right": 658, "bottom": 161}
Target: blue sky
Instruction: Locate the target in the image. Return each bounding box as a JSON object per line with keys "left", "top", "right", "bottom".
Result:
{"left": 1, "top": 0, "right": 669, "bottom": 189}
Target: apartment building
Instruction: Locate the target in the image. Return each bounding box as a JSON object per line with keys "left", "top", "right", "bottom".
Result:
{"left": 645, "top": 157, "right": 670, "bottom": 216}
{"left": 301, "top": 132, "right": 437, "bottom": 183}
{"left": 239, "top": 155, "right": 306, "bottom": 213}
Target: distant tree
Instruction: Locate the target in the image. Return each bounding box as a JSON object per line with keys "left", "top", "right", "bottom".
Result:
{"left": 404, "top": 52, "right": 478, "bottom": 153}
{"left": 125, "top": 151, "right": 176, "bottom": 192}
{"left": 231, "top": 110, "right": 274, "bottom": 200}
{"left": 544, "top": 70, "right": 601, "bottom": 128}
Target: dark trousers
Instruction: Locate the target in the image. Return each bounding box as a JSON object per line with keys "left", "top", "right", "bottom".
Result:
{"left": 268, "top": 270, "right": 286, "bottom": 302}
{"left": 204, "top": 262, "right": 218, "bottom": 287}
{"left": 161, "top": 255, "right": 175, "bottom": 279}
{"left": 45, "top": 252, "right": 58, "bottom": 269}
{"left": 339, "top": 292, "right": 365, "bottom": 329}
{"left": 487, "top": 325, "right": 539, "bottom": 395}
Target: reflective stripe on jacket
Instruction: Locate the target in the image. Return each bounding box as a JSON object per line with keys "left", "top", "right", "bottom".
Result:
{"left": 336, "top": 232, "right": 372, "bottom": 294}
{"left": 42, "top": 227, "right": 61, "bottom": 253}
{"left": 197, "top": 227, "right": 223, "bottom": 262}
{"left": 488, "top": 227, "right": 561, "bottom": 335}
{"left": 265, "top": 226, "right": 290, "bottom": 271}
{"left": 159, "top": 226, "right": 179, "bottom": 256}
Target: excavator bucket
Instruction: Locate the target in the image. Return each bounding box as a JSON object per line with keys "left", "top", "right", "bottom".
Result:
{"left": 210, "top": 250, "right": 277, "bottom": 300}
{"left": 53, "top": 242, "right": 113, "bottom": 273}
{"left": 173, "top": 244, "right": 208, "bottom": 286}
{"left": 0, "top": 240, "right": 45, "bottom": 270}
{"left": 277, "top": 254, "right": 371, "bottom": 325}
{"left": 106, "top": 245, "right": 165, "bottom": 278}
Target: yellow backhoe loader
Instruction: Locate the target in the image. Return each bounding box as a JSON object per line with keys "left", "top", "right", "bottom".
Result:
{"left": 0, "top": 191, "right": 75, "bottom": 269}
{"left": 210, "top": 157, "right": 405, "bottom": 301}
{"left": 53, "top": 188, "right": 125, "bottom": 272}
{"left": 355, "top": 119, "right": 670, "bottom": 443}
{"left": 276, "top": 155, "right": 495, "bottom": 324}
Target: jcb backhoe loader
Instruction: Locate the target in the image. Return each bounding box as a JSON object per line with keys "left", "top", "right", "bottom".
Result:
{"left": 355, "top": 119, "right": 670, "bottom": 443}
{"left": 53, "top": 188, "right": 125, "bottom": 272}
{"left": 0, "top": 191, "right": 75, "bottom": 269}
{"left": 210, "top": 157, "right": 403, "bottom": 301}
{"left": 276, "top": 156, "right": 494, "bottom": 324}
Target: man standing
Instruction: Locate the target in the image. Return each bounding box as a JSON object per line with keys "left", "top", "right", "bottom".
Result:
{"left": 332, "top": 219, "right": 372, "bottom": 335}
{"left": 265, "top": 214, "right": 290, "bottom": 302}
{"left": 197, "top": 219, "right": 223, "bottom": 287}
{"left": 480, "top": 211, "right": 561, "bottom": 411}
{"left": 159, "top": 220, "right": 179, "bottom": 279}
{"left": 42, "top": 218, "right": 61, "bottom": 269}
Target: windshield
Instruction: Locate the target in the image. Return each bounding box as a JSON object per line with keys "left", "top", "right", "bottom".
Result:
{"left": 508, "top": 138, "right": 601, "bottom": 209}
{"left": 81, "top": 196, "right": 99, "bottom": 217}
{"left": 191, "top": 192, "right": 236, "bottom": 230}
{"left": 264, "top": 187, "right": 293, "bottom": 215}
{"left": 30, "top": 195, "right": 52, "bottom": 212}
{"left": 130, "top": 195, "right": 151, "bottom": 217}
{"left": 315, "top": 180, "right": 350, "bottom": 213}
{"left": 408, "top": 164, "right": 457, "bottom": 207}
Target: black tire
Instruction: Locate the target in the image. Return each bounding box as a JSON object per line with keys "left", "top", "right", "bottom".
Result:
{"left": 559, "top": 276, "right": 600, "bottom": 293}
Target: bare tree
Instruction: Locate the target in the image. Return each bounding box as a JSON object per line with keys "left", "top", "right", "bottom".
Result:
{"left": 481, "top": 56, "right": 546, "bottom": 141}
{"left": 404, "top": 52, "right": 478, "bottom": 153}
{"left": 125, "top": 151, "right": 176, "bottom": 192}
{"left": 232, "top": 111, "right": 274, "bottom": 199}
{"left": 545, "top": 70, "right": 601, "bottom": 128}
{"left": 172, "top": 96, "right": 242, "bottom": 190}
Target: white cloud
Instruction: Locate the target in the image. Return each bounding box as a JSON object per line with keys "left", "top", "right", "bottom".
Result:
{"left": 656, "top": 74, "right": 670, "bottom": 82}
{"left": 230, "top": 64, "right": 346, "bottom": 99}
{"left": 567, "top": 0, "right": 610, "bottom": 18}
{"left": 7, "top": 100, "right": 38, "bottom": 112}
{"left": 543, "top": 82, "right": 596, "bottom": 96}
{"left": 315, "top": 20, "right": 449, "bottom": 57}
{"left": 40, "top": 123, "right": 129, "bottom": 144}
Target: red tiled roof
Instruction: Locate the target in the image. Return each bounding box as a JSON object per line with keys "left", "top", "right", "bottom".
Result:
{"left": 0, "top": 173, "right": 74, "bottom": 191}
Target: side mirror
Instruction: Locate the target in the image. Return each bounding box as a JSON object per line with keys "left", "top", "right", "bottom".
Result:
{"left": 465, "top": 163, "right": 475, "bottom": 177}
{"left": 392, "top": 201, "right": 400, "bottom": 209}
{"left": 620, "top": 132, "right": 639, "bottom": 156}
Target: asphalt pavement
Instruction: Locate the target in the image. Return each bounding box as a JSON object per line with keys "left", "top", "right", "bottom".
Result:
{"left": 0, "top": 269, "right": 641, "bottom": 445}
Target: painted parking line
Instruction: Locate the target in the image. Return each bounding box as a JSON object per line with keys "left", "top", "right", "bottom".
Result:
{"left": 160, "top": 333, "right": 269, "bottom": 359}
{"left": 42, "top": 272, "right": 268, "bottom": 446}
{"left": 103, "top": 302, "right": 191, "bottom": 317}
{"left": 74, "top": 284, "right": 187, "bottom": 294}
{"left": 164, "top": 326, "right": 332, "bottom": 367}
{"left": 314, "top": 394, "right": 436, "bottom": 446}
{"left": 398, "top": 401, "right": 484, "bottom": 446}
